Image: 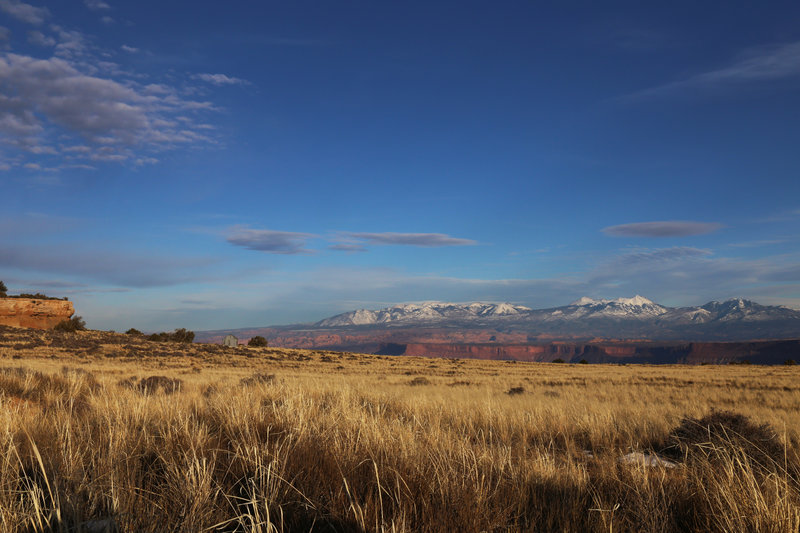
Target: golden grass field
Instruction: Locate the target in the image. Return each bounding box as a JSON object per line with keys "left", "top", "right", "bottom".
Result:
{"left": 1, "top": 326, "right": 799, "bottom": 532}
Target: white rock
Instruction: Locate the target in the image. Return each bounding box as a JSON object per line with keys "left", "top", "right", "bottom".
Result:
{"left": 618, "top": 452, "right": 678, "bottom": 468}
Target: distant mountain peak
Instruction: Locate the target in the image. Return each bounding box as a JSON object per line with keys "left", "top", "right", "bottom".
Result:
{"left": 570, "top": 295, "right": 656, "bottom": 307}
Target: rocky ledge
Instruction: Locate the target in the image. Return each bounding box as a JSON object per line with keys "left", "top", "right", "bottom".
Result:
{"left": 0, "top": 298, "right": 75, "bottom": 329}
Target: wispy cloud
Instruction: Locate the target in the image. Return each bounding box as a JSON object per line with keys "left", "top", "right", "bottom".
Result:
{"left": 328, "top": 243, "right": 368, "bottom": 253}
{"left": 120, "top": 44, "right": 138, "bottom": 53}
{"left": 193, "top": 73, "right": 249, "bottom": 86}
{"left": 0, "top": 0, "right": 49, "bottom": 25}
{"left": 728, "top": 239, "right": 787, "bottom": 248}
{"left": 0, "top": 212, "right": 84, "bottom": 236}
{"left": 584, "top": 246, "right": 785, "bottom": 304}
{"left": 603, "top": 221, "right": 722, "bottom": 238}
{"left": 627, "top": 41, "right": 800, "bottom": 100}
{"left": 599, "top": 246, "right": 713, "bottom": 269}
{"left": 83, "top": 0, "right": 110, "bottom": 10}
{"left": 0, "top": 244, "right": 217, "bottom": 287}
{"left": 226, "top": 226, "right": 317, "bottom": 254}
{"left": 27, "top": 30, "right": 55, "bottom": 47}
{"left": 342, "top": 232, "right": 477, "bottom": 247}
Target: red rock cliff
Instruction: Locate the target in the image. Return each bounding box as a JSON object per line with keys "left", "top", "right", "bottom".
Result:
{"left": 0, "top": 298, "right": 75, "bottom": 329}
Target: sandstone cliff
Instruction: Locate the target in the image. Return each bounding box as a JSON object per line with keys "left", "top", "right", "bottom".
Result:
{"left": 0, "top": 298, "right": 74, "bottom": 329}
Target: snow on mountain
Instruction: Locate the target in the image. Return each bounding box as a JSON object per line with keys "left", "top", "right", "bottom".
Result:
{"left": 315, "top": 301, "right": 531, "bottom": 327}
{"left": 312, "top": 297, "right": 800, "bottom": 340}
{"left": 561, "top": 294, "right": 667, "bottom": 319}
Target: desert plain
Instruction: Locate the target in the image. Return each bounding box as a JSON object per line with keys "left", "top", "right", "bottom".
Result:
{"left": 1, "top": 325, "right": 799, "bottom": 532}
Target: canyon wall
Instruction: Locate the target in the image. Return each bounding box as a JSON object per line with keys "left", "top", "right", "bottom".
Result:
{"left": 0, "top": 298, "right": 74, "bottom": 329}
{"left": 382, "top": 340, "right": 800, "bottom": 365}
{"left": 195, "top": 326, "right": 800, "bottom": 365}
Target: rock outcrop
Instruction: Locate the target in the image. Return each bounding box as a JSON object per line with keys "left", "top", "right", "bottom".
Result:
{"left": 0, "top": 298, "right": 74, "bottom": 329}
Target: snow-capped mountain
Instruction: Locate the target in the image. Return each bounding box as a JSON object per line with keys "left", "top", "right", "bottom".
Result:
{"left": 310, "top": 297, "right": 800, "bottom": 340}
{"left": 551, "top": 295, "right": 668, "bottom": 320}
{"left": 315, "top": 301, "right": 532, "bottom": 327}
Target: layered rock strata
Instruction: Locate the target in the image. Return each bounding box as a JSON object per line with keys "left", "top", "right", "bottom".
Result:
{"left": 0, "top": 298, "right": 74, "bottom": 329}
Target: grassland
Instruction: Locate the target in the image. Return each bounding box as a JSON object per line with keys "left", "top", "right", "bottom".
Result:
{"left": 1, "top": 325, "right": 799, "bottom": 532}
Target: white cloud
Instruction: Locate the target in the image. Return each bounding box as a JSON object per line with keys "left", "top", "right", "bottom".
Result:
{"left": 628, "top": 41, "right": 800, "bottom": 100}
{"left": 0, "top": 0, "right": 49, "bottom": 25}
{"left": 27, "top": 30, "right": 55, "bottom": 47}
{"left": 193, "top": 73, "right": 249, "bottom": 86}
{"left": 0, "top": 52, "right": 216, "bottom": 166}
{"left": 84, "top": 0, "right": 110, "bottom": 10}
{"left": 120, "top": 44, "right": 138, "bottom": 53}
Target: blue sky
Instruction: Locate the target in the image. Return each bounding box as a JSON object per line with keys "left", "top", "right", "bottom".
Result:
{"left": 1, "top": 1, "right": 799, "bottom": 331}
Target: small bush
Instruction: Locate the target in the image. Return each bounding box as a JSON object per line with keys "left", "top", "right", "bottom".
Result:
{"left": 552, "top": 358, "right": 565, "bottom": 364}
{"left": 578, "top": 359, "right": 589, "bottom": 364}
{"left": 661, "top": 411, "right": 793, "bottom": 477}
{"left": 147, "top": 328, "right": 194, "bottom": 344}
{"left": 125, "top": 328, "right": 143, "bottom": 336}
{"left": 506, "top": 386, "right": 525, "bottom": 395}
{"left": 785, "top": 359, "right": 797, "bottom": 366}
{"left": 12, "top": 293, "right": 67, "bottom": 300}
{"left": 409, "top": 377, "right": 431, "bottom": 386}
{"left": 247, "top": 335, "right": 268, "bottom": 347}
{"left": 240, "top": 373, "right": 275, "bottom": 386}
{"left": 136, "top": 375, "right": 183, "bottom": 394}
{"left": 54, "top": 315, "right": 86, "bottom": 332}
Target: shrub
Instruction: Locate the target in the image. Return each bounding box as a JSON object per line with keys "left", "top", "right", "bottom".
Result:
{"left": 506, "top": 386, "right": 525, "bottom": 395}
{"left": 126, "top": 328, "right": 143, "bottom": 336}
{"left": 578, "top": 359, "right": 589, "bottom": 364}
{"left": 136, "top": 375, "right": 183, "bottom": 395}
{"left": 552, "top": 358, "right": 565, "bottom": 364}
{"left": 409, "top": 377, "right": 431, "bottom": 386}
{"left": 13, "top": 293, "right": 66, "bottom": 300}
{"left": 660, "top": 411, "right": 793, "bottom": 478}
{"left": 147, "top": 328, "right": 194, "bottom": 344}
{"left": 247, "top": 335, "right": 268, "bottom": 347}
{"left": 240, "top": 373, "right": 275, "bottom": 386}
{"left": 0, "top": 280, "right": 6, "bottom": 297}
{"left": 785, "top": 359, "right": 797, "bottom": 366}
{"left": 54, "top": 315, "right": 86, "bottom": 332}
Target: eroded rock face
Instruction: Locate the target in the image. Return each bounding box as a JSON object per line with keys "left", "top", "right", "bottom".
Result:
{"left": 0, "top": 298, "right": 74, "bottom": 329}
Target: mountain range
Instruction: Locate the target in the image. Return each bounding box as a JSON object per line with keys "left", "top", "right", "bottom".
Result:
{"left": 311, "top": 296, "right": 800, "bottom": 340}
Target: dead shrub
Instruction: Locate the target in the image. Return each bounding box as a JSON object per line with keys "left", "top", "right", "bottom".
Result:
{"left": 662, "top": 411, "right": 796, "bottom": 477}
{"left": 117, "top": 376, "right": 137, "bottom": 389}
{"left": 136, "top": 375, "right": 183, "bottom": 395}
{"left": 239, "top": 373, "right": 275, "bottom": 386}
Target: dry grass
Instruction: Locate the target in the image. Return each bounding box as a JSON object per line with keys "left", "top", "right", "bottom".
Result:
{"left": 0, "top": 326, "right": 799, "bottom": 531}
